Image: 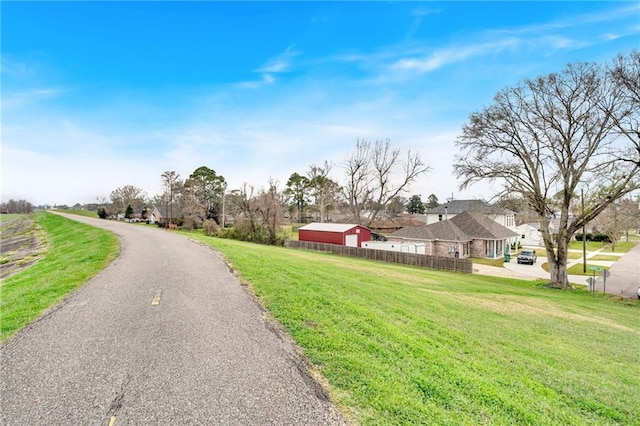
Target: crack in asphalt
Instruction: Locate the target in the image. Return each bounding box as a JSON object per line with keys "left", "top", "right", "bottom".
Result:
{"left": 108, "top": 373, "right": 132, "bottom": 417}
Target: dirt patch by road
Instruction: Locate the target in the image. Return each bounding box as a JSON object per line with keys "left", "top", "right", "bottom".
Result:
{"left": 0, "top": 215, "right": 48, "bottom": 279}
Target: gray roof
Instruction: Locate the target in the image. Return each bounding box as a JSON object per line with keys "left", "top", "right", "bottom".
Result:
{"left": 451, "top": 211, "right": 518, "bottom": 239}
{"left": 389, "top": 211, "right": 518, "bottom": 241}
{"left": 428, "top": 199, "right": 514, "bottom": 215}
{"left": 390, "top": 220, "right": 472, "bottom": 242}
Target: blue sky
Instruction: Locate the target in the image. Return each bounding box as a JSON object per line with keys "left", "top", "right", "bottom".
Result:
{"left": 2, "top": 1, "right": 639, "bottom": 206}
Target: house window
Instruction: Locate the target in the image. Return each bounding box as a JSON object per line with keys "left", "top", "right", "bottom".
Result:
{"left": 463, "top": 243, "right": 469, "bottom": 256}
{"left": 521, "top": 234, "right": 525, "bottom": 239}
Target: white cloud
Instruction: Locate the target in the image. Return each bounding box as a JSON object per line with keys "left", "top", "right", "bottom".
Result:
{"left": 391, "top": 38, "right": 521, "bottom": 74}
{"left": 2, "top": 87, "right": 65, "bottom": 110}
{"left": 236, "top": 73, "right": 276, "bottom": 89}
{"left": 257, "top": 45, "right": 299, "bottom": 73}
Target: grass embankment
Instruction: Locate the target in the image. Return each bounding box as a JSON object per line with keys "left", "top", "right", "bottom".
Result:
{"left": 185, "top": 233, "right": 639, "bottom": 425}
{"left": 0, "top": 212, "right": 119, "bottom": 341}
{"left": 0, "top": 214, "right": 21, "bottom": 223}
{"left": 64, "top": 209, "right": 99, "bottom": 218}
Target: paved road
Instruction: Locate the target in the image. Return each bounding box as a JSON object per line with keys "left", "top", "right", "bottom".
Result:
{"left": 595, "top": 242, "right": 640, "bottom": 299}
{"left": 1, "top": 214, "right": 345, "bottom": 425}
{"left": 503, "top": 246, "right": 639, "bottom": 298}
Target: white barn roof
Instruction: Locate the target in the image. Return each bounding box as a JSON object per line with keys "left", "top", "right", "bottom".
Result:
{"left": 298, "top": 223, "right": 362, "bottom": 233}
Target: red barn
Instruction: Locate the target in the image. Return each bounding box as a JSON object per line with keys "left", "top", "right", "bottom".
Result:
{"left": 298, "top": 223, "right": 372, "bottom": 247}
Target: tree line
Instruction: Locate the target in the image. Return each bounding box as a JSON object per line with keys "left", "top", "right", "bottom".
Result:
{"left": 93, "top": 50, "right": 638, "bottom": 289}
{"left": 95, "top": 139, "right": 432, "bottom": 244}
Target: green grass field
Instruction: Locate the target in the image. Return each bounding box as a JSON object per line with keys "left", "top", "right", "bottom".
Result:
{"left": 184, "top": 232, "right": 639, "bottom": 425}
{"left": 64, "top": 209, "right": 99, "bottom": 218}
{"left": 0, "top": 212, "right": 119, "bottom": 341}
{"left": 568, "top": 240, "right": 636, "bottom": 253}
{"left": 0, "top": 214, "right": 21, "bottom": 223}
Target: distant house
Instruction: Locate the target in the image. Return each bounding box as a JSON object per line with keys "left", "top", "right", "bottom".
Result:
{"left": 516, "top": 223, "right": 543, "bottom": 247}
{"left": 387, "top": 211, "right": 518, "bottom": 259}
{"left": 148, "top": 206, "right": 168, "bottom": 224}
{"left": 516, "top": 219, "right": 561, "bottom": 247}
{"left": 298, "top": 223, "right": 372, "bottom": 248}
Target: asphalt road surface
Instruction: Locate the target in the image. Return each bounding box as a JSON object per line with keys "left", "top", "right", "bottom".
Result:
{"left": 1, "top": 214, "right": 346, "bottom": 425}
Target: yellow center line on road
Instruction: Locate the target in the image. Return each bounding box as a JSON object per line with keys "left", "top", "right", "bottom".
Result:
{"left": 151, "top": 289, "right": 163, "bottom": 305}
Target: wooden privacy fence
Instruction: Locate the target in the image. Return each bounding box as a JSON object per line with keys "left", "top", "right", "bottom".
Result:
{"left": 285, "top": 241, "right": 473, "bottom": 274}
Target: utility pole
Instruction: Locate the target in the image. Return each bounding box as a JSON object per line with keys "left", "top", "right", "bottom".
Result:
{"left": 582, "top": 188, "right": 586, "bottom": 273}
{"left": 221, "top": 186, "right": 226, "bottom": 228}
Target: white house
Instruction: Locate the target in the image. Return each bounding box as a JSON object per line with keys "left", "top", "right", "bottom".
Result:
{"left": 516, "top": 223, "right": 543, "bottom": 247}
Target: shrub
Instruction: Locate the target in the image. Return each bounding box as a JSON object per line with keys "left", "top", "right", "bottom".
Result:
{"left": 203, "top": 219, "right": 219, "bottom": 236}
{"left": 591, "top": 233, "right": 610, "bottom": 243}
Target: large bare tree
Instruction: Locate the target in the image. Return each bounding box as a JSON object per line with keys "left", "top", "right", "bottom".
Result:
{"left": 110, "top": 185, "right": 147, "bottom": 213}
{"left": 454, "top": 55, "right": 640, "bottom": 288}
{"left": 343, "top": 139, "right": 430, "bottom": 226}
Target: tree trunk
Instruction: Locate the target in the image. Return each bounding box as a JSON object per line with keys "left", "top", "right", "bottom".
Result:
{"left": 549, "top": 230, "right": 571, "bottom": 289}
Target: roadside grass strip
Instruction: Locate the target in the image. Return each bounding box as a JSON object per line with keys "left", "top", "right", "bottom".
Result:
{"left": 567, "top": 240, "right": 636, "bottom": 253}
{"left": 65, "top": 209, "right": 99, "bottom": 218}
{"left": 185, "top": 233, "right": 640, "bottom": 425}
{"left": 0, "top": 212, "right": 119, "bottom": 341}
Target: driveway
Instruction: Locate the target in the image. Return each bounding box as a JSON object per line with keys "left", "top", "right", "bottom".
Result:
{"left": 1, "top": 214, "right": 346, "bottom": 424}
{"left": 502, "top": 246, "right": 639, "bottom": 298}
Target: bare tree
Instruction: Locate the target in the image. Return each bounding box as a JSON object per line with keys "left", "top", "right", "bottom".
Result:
{"left": 343, "top": 139, "right": 430, "bottom": 226}
{"left": 110, "top": 185, "right": 147, "bottom": 214}
{"left": 590, "top": 197, "right": 640, "bottom": 250}
{"left": 343, "top": 139, "right": 373, "bottom": 224}
{"left": 0, "top": 199, "right": 33, "bottom": 214}
{"left": 255, "top": 179, "right": 285, "bottom": 244}
{"left": 454, "top": 58, "right": 640, "bottom": 288}
{"left": 233, "top": 181, "right": 284, "bottom": 244}
{"left": 609, "top": 50, "right": 639, "bottom": 166}
{"left": 161, "top": 171, "right": 181, "bottom": 227}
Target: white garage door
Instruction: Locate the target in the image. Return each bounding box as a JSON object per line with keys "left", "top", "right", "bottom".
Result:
{"left": 345, "top": 234, "right": 358, "bottom": 247}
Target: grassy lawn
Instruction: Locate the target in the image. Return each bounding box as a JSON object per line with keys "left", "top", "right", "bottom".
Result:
{"left": 0, "top": 214, "right": 21, "bottom": 223}
{"left": 0, "top": 212, "right": 119, "bottom": 341}
{"left": 184, "top": 232, "right": 640, "bottom": 425}
{"left": 64, "top": 209, "right": 99, "bottom": 218}
{"left": 566, "top": 263, "right": 611, "bottom": 275}
{"left": 589, "top": 254, "right": 622, "bottom": 261}
{"left": 534, "top": 248, "right": 581, "bottom": 259}
{"left": 541, "top": 262, "right": 611, "bottom": 276}
{"left": 604, "top": 241, "right": 636, "bottom": 253}
{"left": 568, "top": 240, "right": 637, "bottom": 253}
{"left": 470, "top": 257, "right": 505, "bottom": 267}
{"left": 568, "top": 240, "right": 608, "bottom": 251}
